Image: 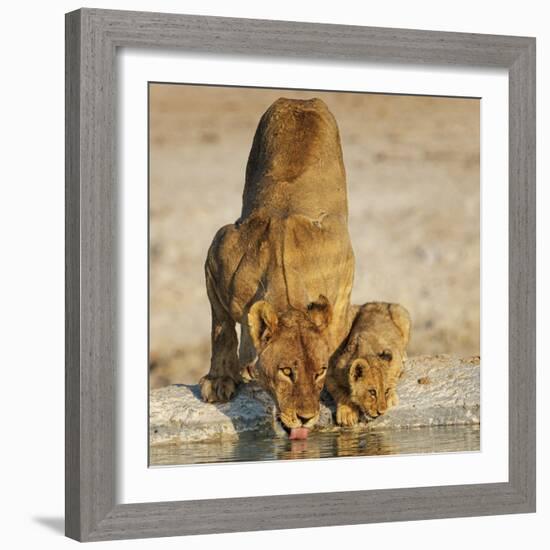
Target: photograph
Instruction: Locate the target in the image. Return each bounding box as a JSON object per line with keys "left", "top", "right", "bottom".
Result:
{"left": 148, "top": 84, "right": 481, "bottom": 466}
{"left": 3, "top": 0, "right": 541, "bottom": 545}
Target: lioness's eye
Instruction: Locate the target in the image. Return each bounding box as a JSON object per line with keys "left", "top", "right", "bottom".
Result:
{"left": 379, "top": 349, "right": 393, "bottom": 361}
{"left": 281, "top": 367, "right": 292, "bottom": 377}
{"left": 369, "top": 389, "right": 377, "bottom": 397}
{"left": 315, "top": 367, "right": 327, "bottom": 380}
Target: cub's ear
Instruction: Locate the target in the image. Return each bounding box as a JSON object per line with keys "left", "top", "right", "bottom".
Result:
{"left": 248, "top": 301, "right": 279, "bottom": 351}
{"left": 241, "top": 358, "right": 258, "bottom": 383}
{"left": 307, "top": 294, "right": 333, "bottom": 331}
{"left": 388, "top": 303, "right": 411, "bottom": 347}
{"left": 349, "top": 358, "right": 369, "bottom": 384}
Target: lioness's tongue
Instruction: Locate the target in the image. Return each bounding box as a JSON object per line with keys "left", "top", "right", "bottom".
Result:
{"left": 289, "top": 427, "right": 309, "bottom": 440}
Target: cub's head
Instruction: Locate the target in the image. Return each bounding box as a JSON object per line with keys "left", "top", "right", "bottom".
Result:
{"left": 344, "top": 303, "right": 411, "bottom": 418}
{"left": 243, "top": 295, "right": 332, "bottom": 432}
{"left": 347, "top": 359, "right": 394, "bottom": 418}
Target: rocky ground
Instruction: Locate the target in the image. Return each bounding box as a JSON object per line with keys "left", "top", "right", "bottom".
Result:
{"left": 150, "top": 355, "right": 480, "bottom": 446}
{"left": 149, "top": 85, "right": 480, "bottom": 387}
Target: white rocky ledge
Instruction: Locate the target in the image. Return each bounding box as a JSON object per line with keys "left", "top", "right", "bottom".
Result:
{"left": 150, "top": 355, "right": 480, "bottom": 446}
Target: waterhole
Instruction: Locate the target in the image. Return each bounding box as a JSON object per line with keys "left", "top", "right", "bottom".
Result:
{"left": 150, "top": 424, "right": 480, "bottom": 466}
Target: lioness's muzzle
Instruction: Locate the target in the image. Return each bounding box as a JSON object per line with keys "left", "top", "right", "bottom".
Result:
{"left": 279, "top": 410, "right": 319, "bottom": 430}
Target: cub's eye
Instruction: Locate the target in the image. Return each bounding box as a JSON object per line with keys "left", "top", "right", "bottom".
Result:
{"left": 369, "top": 389, "right": 377, "bottom": 398}
{"left": 379, "top": 349, "right": 393, "bottom": 361}
{"left": 280, "top": 367, "right": 293, "bottom": 378}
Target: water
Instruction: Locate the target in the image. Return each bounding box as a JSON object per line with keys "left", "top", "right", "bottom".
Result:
{"left": 150, "top": 425, "right": 480, "bottom": 466}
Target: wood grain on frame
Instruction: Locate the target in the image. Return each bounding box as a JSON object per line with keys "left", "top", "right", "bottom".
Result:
{"left": 65, "top": 8, "right": 536, "bottom": 541}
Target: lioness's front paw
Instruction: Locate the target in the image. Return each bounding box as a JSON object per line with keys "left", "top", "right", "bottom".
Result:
{"left": 336, "top": 403, "right": 359, "bottom": 427}
{"left": 199, "top": 375, "right": 237, "bottom": 403}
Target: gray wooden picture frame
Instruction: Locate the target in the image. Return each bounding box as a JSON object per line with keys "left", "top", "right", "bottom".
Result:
{"left": 65, "top": 8, "right": 536, "bottom": 542}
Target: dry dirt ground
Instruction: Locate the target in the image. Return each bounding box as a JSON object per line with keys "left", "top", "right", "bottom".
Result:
{"left": 149, "top": 84, "right": 480, "bottom": 387}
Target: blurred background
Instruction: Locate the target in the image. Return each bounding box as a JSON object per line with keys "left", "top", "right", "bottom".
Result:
{"left": 149, "top": 84, "right": 480, "bottom": 388}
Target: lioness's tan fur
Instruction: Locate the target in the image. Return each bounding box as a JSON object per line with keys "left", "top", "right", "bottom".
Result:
{"left": 326, "top": 302, "right": 411, "bottom": 426}
{"left": 199, "top": 98, "right": 355, "bottom": 429}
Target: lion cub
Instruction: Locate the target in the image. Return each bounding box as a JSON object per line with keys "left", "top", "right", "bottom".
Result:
{"left": 326, "top": 302, "right": 411, "bottom": 427}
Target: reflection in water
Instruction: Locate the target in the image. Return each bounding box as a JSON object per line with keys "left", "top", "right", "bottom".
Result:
{"left": 150, "top": 425, "right": 480, "bottom": 466}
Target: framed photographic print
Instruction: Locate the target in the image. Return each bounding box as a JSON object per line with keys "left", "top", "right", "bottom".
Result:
{"left": 65, "top": 8, "right": 536, "bottom": 542}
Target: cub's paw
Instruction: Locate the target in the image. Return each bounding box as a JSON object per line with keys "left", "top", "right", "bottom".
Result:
{"left": 199, "top": 375, "right": 237, "bottom": 403}
{"left": 386, "top": 388, "right": 399, "bottom": 409}
{"left": 336, "top": 403, "right": 360, "bottom": 427}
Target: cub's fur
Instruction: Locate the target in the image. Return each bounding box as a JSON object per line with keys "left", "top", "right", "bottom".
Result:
{"left": 326, "top": 302, "right": 411, "bottom": 426}
{"left": 199, "top": 98, "right": 355, "bottom": 431}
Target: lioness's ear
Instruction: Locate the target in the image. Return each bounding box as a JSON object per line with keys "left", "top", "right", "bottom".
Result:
{"left": 349, "top": 358, "right": 369, "bottom": 383}
{"left": 388, "top": 303, "right": 411, "bottom": 346}
{"left": 307, "top": 294, "right": 333, "bottom": 331}
{"left": 248, "top": 301, "right": 279, "bottom": 351}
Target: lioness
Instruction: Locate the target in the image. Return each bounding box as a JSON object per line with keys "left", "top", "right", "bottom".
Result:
{"left": 199, "top": 98, "right": 355, "bottom": 436}
{"left": 326, "top": 302, "right": 411, "bottom": 427}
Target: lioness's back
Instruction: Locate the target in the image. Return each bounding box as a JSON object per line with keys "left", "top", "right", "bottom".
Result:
{"left": 241, "top": 98, "right": 348, "bottom": 220}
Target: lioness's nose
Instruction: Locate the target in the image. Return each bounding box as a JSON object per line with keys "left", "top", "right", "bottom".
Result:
{"left": 297, "top": 414, "right": 315, "bottom": 424}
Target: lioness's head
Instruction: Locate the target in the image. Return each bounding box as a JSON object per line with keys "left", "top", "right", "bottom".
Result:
{"left": 339, "top": 303, "right": 410, "bottom": 419}
{"left": 243, "top": 295, "right": 333, "bottom": 431}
